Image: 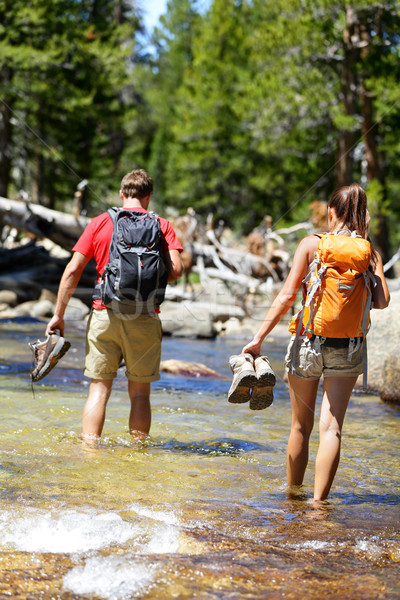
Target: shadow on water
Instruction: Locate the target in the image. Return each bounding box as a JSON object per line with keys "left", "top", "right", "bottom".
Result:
{"left": 0, "top": 359, "right": 30, "bottom": 375}
{"left": 153, "top": 437, "right": 271, "bottom": 456}
{"left": 0, "top": 315, "right": 44, "bottom": 327}
{"left": 336, "top": 492, "right": 400, "bottom": 506}
{"left": 154, "top": 375, "right": 230, "bottom": 395}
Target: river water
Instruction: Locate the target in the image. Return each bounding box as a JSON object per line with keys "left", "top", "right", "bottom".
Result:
{"left": 0, "top": 316, "right": 399, "bottom": 600}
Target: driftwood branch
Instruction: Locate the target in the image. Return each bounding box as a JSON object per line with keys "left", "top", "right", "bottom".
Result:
{"left": 383, "top": 247, "right": 400, "bottom": 273}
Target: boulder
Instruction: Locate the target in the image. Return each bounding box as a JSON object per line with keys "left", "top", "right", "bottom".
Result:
{"left": 160, "top": 301, "right": 217, "bottom": 338}
{"left": 64, "top": 296, "right": 90, "bottom": 321}
{"left": 366, "top": 288, "right": 400, "bottom": 403}
{"left": 30, "top": 299, "right": 54, "bottom": 318}
{"left": 380, "top": 355, "right": 400, "bottom": 404}
{"left": 38, "top": 288, "right": 57, "bottom": 304}
{"left": 0, "top": 289, "right": 18, "bottom": 307}
{"left": 14, "top": 300, "right": 36, "bottom": 316}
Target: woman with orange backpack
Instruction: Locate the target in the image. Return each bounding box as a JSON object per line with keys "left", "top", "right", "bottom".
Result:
{"left": 242, "top": 183, "right": 390, "bottom": 503}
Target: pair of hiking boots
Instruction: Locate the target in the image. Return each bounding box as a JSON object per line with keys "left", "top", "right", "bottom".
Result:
{"left": 29, "top": 330, "right": 71, "bottom": 382}
{"left": 228, "top": 353, "right": 276, "bottom": 410}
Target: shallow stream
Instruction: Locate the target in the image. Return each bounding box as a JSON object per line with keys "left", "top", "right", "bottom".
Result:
{"left": 0, "top": 317, "right": 399, "bottom": 599}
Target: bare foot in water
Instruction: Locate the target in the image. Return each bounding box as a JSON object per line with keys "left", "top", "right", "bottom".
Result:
{"left": 129, "top": 429, "right": 148, "bottom": 444}
{"left": 81, "top": 433, "right": 101, "bottom": 451}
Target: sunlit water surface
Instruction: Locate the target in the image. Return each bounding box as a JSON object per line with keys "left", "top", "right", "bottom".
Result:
{"left": 0, "top": 317, "right": 399, "bottom": 600}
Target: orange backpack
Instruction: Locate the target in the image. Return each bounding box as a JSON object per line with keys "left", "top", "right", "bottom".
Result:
{"left": 288, "top": 231, "right": 375, "bottom": 386}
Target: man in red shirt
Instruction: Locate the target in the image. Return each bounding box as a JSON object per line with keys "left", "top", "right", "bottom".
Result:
{"left": 46, "top": 169, "right": 183, "bottom": 444}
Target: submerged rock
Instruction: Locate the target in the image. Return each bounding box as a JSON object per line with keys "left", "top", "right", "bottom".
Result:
{"left": 160, "top": 359, "right": 228, "bottom": 378}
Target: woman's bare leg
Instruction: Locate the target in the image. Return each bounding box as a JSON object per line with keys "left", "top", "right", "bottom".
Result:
{"left": 287, "top": 374, "right": 319, "bottom": 487}
{"left": 314, "top": 375, "right": 357, "bottom": 501}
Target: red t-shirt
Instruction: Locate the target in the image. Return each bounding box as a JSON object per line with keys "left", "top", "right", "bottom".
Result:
{"left": 72, "top": 207, "right": 183, "bottom": 309}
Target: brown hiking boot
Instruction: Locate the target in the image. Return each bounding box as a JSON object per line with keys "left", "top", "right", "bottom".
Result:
{"left": 30, "top": 330, "right": 71, "bottom": 382}
{"left": 228, "top": 353, "right": 258, "bottom": 404}
{"left": 250, "top": 355, "right": 276, "bottom": 410}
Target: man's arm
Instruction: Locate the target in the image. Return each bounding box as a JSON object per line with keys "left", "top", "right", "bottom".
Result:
{"left": 46, "top": 252, "right": 90, "bottom": 336}
{"left": 165, "top": 248, "right": 183, "bottom": 283}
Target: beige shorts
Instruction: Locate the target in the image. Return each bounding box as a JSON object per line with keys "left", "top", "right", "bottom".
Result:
{"left": 285, "top": 335, "right": 364, "bottom": 380}
{"left": 84, "top": 309, "right": 162, "bottom": 382}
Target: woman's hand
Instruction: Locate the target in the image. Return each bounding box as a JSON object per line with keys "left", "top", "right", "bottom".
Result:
{"left": 241, "top": 338, "right": 262, "bottom": 357}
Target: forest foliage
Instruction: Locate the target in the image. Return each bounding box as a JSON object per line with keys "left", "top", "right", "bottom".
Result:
{"left": 1, "top": 0, "right": 400, "bottom": 261}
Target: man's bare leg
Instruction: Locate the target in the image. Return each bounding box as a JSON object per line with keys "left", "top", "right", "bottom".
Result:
{"left": 82, "top": 378, "right": 113, "bottom": 442}
{"left": 128, "top": 381, "right": 151, "bottom": 440}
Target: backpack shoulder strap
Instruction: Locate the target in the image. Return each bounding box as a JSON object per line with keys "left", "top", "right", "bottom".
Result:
{"left": 148, "top": 211, "right": 162, "bottom": 230}
{"left": 105, "top": 207, "right": 120, "bottom": 260}
{"left": 107, "top": 207, "right": 119, "bottom": 224}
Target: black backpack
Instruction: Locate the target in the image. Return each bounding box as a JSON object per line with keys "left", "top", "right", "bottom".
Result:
{"left": 93, "top": 208, "right": 168, "bottom": 315}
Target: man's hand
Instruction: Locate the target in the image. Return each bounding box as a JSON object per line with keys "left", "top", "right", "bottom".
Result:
{"left": 45, "top": 251, "right": 89, "bottom": 337}
{"left": 46, "top": 315, "right": 65, "bottom": 337}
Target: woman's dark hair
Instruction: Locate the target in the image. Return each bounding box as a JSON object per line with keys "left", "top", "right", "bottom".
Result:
{"left": 328, "top": 183, "right": 377, "bottom": 267}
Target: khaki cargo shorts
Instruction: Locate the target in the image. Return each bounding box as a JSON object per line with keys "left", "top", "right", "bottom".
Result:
{"left": 285, "top": 335, "right": 364, "bottom": 380}
{"left": 84, "top": 309, "right": 162, "bottom": 382}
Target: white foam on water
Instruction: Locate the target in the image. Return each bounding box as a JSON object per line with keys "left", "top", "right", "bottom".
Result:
{"left": 299, "top": 540, "right": 331, "bottom": 550}
{"left": 129, "top": 503, "right": 181, "bottom": 553}
{"left": 284, "top": 540, "right": 338, "bottom": 551}
{"left": 144, "top": 523, "right": 180, "bottom": 554}
{"left": 129, "top": 503, "right": 180, "bottom": 526}
{"left": 355, "top": 537, "right": 388, "bottom": 559}
{"left": 0, "top": 503, "right": 184, "bottom": 556}
{"left": 60, "top": 505, "right": 185, "bottom": 599}
{"left": 0, "top": 508, "right": 141, "bottom": 554}
{"left": 63, "top": 555, "right": 158, "bottom": 600}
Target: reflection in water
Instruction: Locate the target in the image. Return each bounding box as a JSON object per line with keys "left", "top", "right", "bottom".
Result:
{"left": 0, "top": 318, "right": 399, "bottom": 599}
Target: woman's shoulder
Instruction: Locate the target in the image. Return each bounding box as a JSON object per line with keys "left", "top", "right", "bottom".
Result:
{"left": 297, "top": 234, "right": 321, "bottom": 253}
{"left": 290, "top": 234, "right": 320, "bottom": 272}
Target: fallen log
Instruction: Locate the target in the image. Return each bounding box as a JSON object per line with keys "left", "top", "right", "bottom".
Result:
{"left": 0, "top": 196, "right": 90, "bottom": 251}
{"left": 0, "top": 238, "right": 97, "bottom": 304}
{"left": 0, "top": 240, "right": 51, "bottom": 270}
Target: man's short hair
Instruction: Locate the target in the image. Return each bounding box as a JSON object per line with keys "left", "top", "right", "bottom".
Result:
{"left": 120, "top": 169, "right": 153, "bottom": 199}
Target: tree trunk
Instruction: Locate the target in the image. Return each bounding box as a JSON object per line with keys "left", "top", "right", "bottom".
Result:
{"left": 359, "top": 10, "right": 394, "bottom": 274}
{"left": 0, "top": 67, "right": 13, "bottom": 198}
{"left": 335, "top": 5, "right": 358, "bottom": 189}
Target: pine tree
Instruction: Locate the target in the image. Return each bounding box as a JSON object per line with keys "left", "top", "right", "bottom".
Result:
{"left": 140, "top": 0, "right": 200, "bottom": 209}
{"left": 0, "top": 0, "right": 140, "bottom": 209}
{"left": 164, "top": 0, "right": 263, "bottom": 227}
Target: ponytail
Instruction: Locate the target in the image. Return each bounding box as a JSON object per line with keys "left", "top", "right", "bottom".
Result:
{"left": 328, "top": 183, "right": 377, "bottom": 268}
